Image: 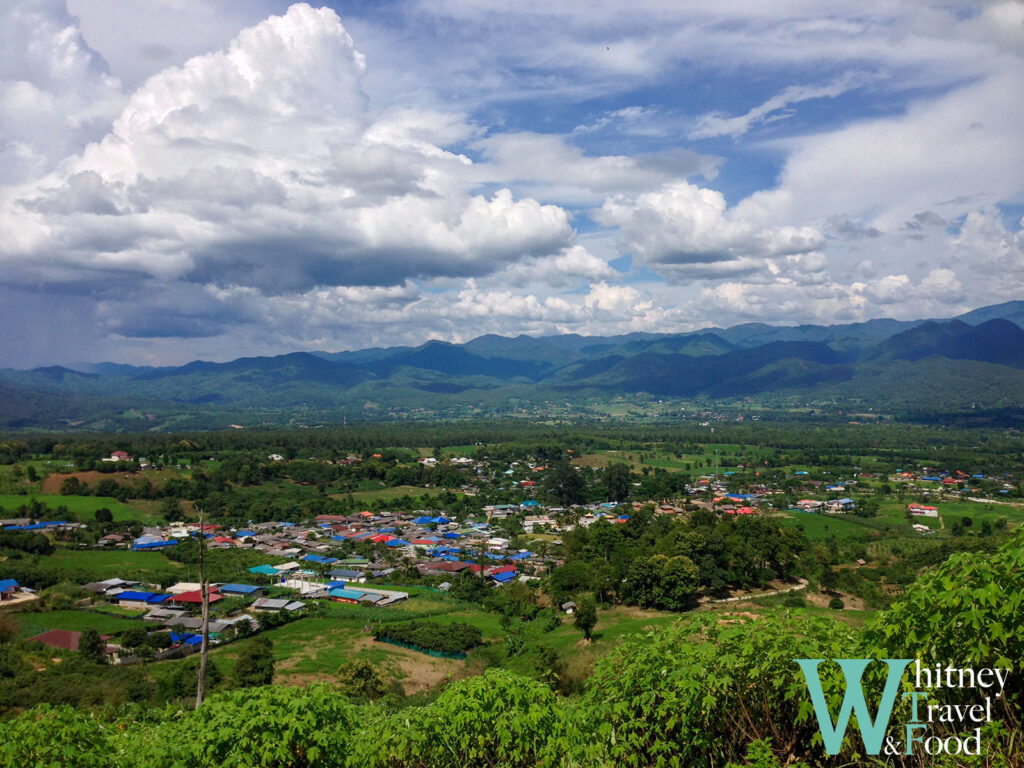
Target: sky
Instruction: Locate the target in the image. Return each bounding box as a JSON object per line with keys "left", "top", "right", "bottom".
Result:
{"left": 1, "top": 0, "right": 1022, "bottom": 368}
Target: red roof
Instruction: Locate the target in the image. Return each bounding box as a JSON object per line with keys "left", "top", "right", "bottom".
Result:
{"left": 28, "top": 629, "right": 115, "bottom": 652}
{"left": 486, "top": 565, "right": 517, "bottom": 576}
{"left": 370, "top": 534, "right": 395, "bottom": 543}
{"left": 519, "top": 480, "right": 536, "bottom": 486}
{"left": 212, "top": 536, "right": 235, "bottom": 544}
{"left": 171, "top": 588, "right": 223, "bottom": 604}
{"left": 727, "top": 506, "right": 757, "bottom": 515}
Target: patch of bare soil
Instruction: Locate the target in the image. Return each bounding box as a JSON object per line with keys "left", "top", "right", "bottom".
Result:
{"left": 351, "top": 636, "right": 464, "bottom": 695}
{"left": 804, "top": 590, "right": 868, "bottom": 611}
{"left": 42, "top": 469, "right": 173, "bottom": 493}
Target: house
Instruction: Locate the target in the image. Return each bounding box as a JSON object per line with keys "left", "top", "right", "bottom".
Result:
{"left": 267, "top": 454, "right": 284, "bottom": 462}
{"left": 170, "top": 588, "right": 223, "bottom": 606}
{"left": 825, "top": 498, "right": 855, "bottom": 513}
{"left": 102, "top": 451, "right": 132, "bottom": 462}
{"left": 28, "top": 629, "right": 116, "bottom": 655}
{"left": 561, "top": 601, "right": 577, "bottom": 614}
{"left": 0, "top": 579, "right": 20, "bottom": 601}
{"left": 82, "top": 578, "right": 137, "bottom": 596}
{"left": 251, "top": 598, "right": 306, "bottom": 612}
{"left": 217, "top": 584, "right": 266, "bottom": 598}
{"left": 907, "top": 503, "right": 939, "bottom": 518}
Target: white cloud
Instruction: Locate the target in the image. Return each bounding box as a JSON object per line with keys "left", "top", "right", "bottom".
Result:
{"left": 1, "top": 4, "right": 575, "bottom": 294}
{"left": 688, "top": 76, "right": 862, "bottom": 140}
{"left": 0, "top": 0, "right": 123, "bottom": 183}
{"left": 596, "top": 181, "right": 824, "bottom": 275}
{"left": 735, "top": 67, "right": 1024, "bottom": 231}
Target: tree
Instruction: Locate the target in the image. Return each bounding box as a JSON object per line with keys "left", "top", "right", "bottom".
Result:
{"left": 120, "top": 626, "right": 148, "bottom": 651}
{"left": 94, "top": 508, "right": 113, "bottom": 523}
{"left": 574, "top": 594, "right": 597, "bottom": 641}
{"left": 78, "top": 628, "right": 106, "bottom": 664}
{"left": 234, "top": 637, "right": 274, "bottom": 687}
{"left": 544, "top": 459, "right": 587, "bottom": 507}
{"left": 60, "top": 477, "right": 81, "bottom": 496}
{"left": 336, "top": 659, "right": 390, "bottom": 701}
{"left": 604, "top": 463, "right": 632, "bottom": 502}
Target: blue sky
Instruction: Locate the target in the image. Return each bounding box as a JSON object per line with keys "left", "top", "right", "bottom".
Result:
{"left": 1, "top": 0, "right": 1022, "bottom": 367}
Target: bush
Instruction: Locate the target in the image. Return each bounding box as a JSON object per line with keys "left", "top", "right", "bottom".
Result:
{"left": 828, "top": 596, "right": 845, "bottom": 610}
{"left": 126, "top": 684, "right": 358, "bottom": 768}
{"left": 374, "top": 620, "right": 482, "bottom": 654}
{"left": 350, "top": 669, "right": 594, "bottom": 768}
{"left": 0, "top": 704, "right": 111, "bottom": 768}
{"left": 585, "top": 613, "right": 857, "bottom": 767}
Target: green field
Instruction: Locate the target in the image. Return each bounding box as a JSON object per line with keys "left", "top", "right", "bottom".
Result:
{"left": 0, "top": 493, "right": 161, "bottom": 524}
{"left": 779, "top": 511, "right": 910, "bottom": 542}
{"left": 42, "top": 549, "right": 186, "bottom": 582}
{"left": 13, "top": 609, "right": 142, "bottom": 640}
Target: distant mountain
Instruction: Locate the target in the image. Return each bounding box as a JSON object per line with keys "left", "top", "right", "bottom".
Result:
{"left": 872, "top": 318, "right": 1024, "bottom": 368}
{"left": 955, "top": 300, "right": 1024, "bottom": 328}
{"left": 2, "top": 301, "right": 1023, "bottom": 430}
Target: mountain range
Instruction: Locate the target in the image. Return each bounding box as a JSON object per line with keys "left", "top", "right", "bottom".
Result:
{"left": 3, "top": 301, "right": 1024, "bottom": 430}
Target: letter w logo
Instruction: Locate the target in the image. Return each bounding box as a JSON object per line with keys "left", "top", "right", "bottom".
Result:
{"left": 795, "top": 658, "right": 912, "bottom": 756}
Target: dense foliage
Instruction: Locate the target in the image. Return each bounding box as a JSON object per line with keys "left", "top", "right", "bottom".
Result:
{"left": 374, "top": 620, "right": 483, "bottom": 654}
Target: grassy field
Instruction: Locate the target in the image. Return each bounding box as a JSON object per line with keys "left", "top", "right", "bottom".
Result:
{"left": 778, "top": 511, "right": 910, "bottom": 542}
{"left": 13, "top": 609, "right": 142, "bottom": 640}
{"left": 0, "top": 493, "right": 161, "bottom": 524}
{"left": 42, "top": 549, "right": 186, "bottom": 582}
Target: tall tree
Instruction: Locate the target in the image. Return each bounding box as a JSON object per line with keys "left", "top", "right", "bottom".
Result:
{"left": 78, "top": 628, "right": 106, "bottom": 664}
{"left": 574, "top": 594, "right": 597, "bottom": 642}
{"left": 235, "top": 637, "right": 275, "bottom": 688}
{"left": 604, "top": 462, "right": 632, "bottom": 502}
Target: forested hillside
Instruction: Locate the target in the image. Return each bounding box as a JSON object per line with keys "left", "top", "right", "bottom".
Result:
{"left": 2, "top": 302, "right": 1024, "bottom": 430}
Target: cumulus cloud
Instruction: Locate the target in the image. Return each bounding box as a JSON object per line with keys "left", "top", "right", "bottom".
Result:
{"left": 1, "top": 3, "right": 575, "bottom": 295}
{"left": 596, "top": 181, "right": 824, "bottom": 277}
{"left": 0, "top": 0, "right": 123, "bottom": 183}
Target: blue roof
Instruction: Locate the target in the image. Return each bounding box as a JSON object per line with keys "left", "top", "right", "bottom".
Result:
{"left": 328, "top": 588, "right": 365, "bottom": 600}
{"left": 133, "top": 540, "right": 178, "bottom": 549}
{"left": 972, "top": 474, "right": 984, "bottom": 479}
{"left": 117, "top": 591, "right": 156, "bottom": 602}
{"left": 521, "top": 500, "right": 541, "bottom": 507}
{"left": 249, "top": 564, "right": 280, "bottom": 575}
{"left": 327, "top": 580, "right": 347, "bottom": 589}
{"left": 413, "top": 516, "right": 434, "bottom": 524}
{"left": 386, "top": 538, "right": 410, "bottom": 547}
{"left": 302, "top": 554, "right": 337, "bottom": 564}
{"left": 146, "top": 594, "right": 172, "bottom": 603}
{"left": 236, "top": 530, "right": 256, "bottom": 538}
{"left": 220, "top": 584, "right": 260, "bottom": 594}
{"left": 794, "top": 471, "right": 809, "bottom": 475}
{"left": 444, "top": 532, "right": 461, "bottom": 539}
{"left": 492, "top": 571, "right": 515, "bottom": 583}
{"left": 0, "top": 579, "right": 19, "bottom": 592}
{"left": 508, "top": 551, "right": 532, "bottom": 560}
{"left": 922, "top": 476, "right": 942, "bottom": 482}
{"left": 836, "top": 498, "right": 854, "bottom": 504}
